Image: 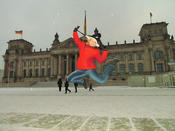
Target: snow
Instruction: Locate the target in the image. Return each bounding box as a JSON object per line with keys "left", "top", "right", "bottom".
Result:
{"left": 0, "top": 86, "right": 175, "bottom": 118}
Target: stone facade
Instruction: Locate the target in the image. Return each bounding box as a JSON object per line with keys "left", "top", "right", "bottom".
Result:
{"left": 2, "top": 22, "right": 175, "bottom": 84}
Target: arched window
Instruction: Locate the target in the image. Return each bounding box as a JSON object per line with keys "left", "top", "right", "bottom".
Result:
{"left": 138, "top": 63, "right": 143, "bottom": 73}
{"left": 154, "top": 51, "right": 163, "bottom": 59}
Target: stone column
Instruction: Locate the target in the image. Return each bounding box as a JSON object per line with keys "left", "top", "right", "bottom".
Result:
{"left": 149, "top": 48, "right": 155, "bottom": 72}
{"left": 125, "top": 54, "right": 128, "bottom": 73}
{"left": 134, "top": 52, "right": 137, "bottom": 73}
{"left": 51, "top": 56, "right": 58, "bottom": 76}
{"left": 27, "top": 59, "right": 29, "bottom": 77}
{"left": 144, "top": 48, "right": 150, "bottom": 73}
{"left": 3, "top": 59, "right": 8, "bottom": 78}
{"left": 51, "top": 56, "right": 54, "bottom": 77}
{"left": 165, "top": 46, "right": 170, "bottom": 71}
{"left": 58, "top": 55, "right": 62, "bottom": 75}
{"left": 66, "top": 54, "right": 69, "bottom": 75}
{"left": 46, "top": 58, "right": 48, "bottom": 77}
{"left": 15, "top": 58, "right": 18, "bottom": 81}
{"left": 69, "top": 55, "right": 72, "bottom": 73}
{"left": 54, "top": 56, "right": 58, "bottom": 76}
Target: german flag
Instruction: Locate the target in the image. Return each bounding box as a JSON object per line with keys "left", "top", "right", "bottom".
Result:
{"left": 15, "top": 30, "right": 23, "bottom": 35}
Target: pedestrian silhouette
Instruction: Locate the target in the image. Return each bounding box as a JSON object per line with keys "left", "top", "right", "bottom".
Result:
{"left": 65, "top": 79, "right": 71, "bottom": 94}
{"left": 74, "top": 83, "right": 78, "bottom": 93}
{"left": 89, "top": 83, "right": 94, "bottom": 91}
{"left": 57, "top": 78, "right": 62, "bottom": 92}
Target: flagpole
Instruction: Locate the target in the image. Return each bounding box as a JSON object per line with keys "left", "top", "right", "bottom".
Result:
{"left": 150, "top": 16, "right": 152, "bottom": 23}
{"left": 150, "top": 12, "right": 152, "bottom": 23}
{"left": 83, "top": 10, "right": 86, "bottom": 42}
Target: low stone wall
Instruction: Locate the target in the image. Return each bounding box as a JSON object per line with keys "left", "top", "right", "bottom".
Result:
{"left": 128, "top": 72, "right": 175, "bottom": 87}
{"left": 0, "top": 81, "right": 37, "bottom": 87}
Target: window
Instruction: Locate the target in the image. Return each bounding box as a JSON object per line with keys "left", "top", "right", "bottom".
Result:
{"left": 48, "top": 68, "right": 51, "bottom": 76}
{"left": 173, "top": 48, "right": 175, "bottom": 58}
{"left": 128, "top": 64, "right": 134, "bottom": 74}
{"left": 10, "top": 71, "right": 14, "bottom": 78}
{"left": 23, "top": 69, "right": 26, "bottom": 77}
{"left": 120, "top": 56, "right": 125, "bottom": 61}
{"left": 112, "top": 65, "right": 117, "bottom": 75}
{"left": 10, "top": 61, "right": 14, "bottom": 69}
{"left": 159, "top": 29, "right": 163, "bottom": 34}
{"left": 154, "top": 51, "right": 163, "bottom": 59}
{"left": 48, "top": 59, "right": 51, "bottom": 65}
{"left": 129, "top": 54, "right": 133, "bottom": 61}
{"left": 137, "top": 53, "right": 142, "bottom": 60}
{"left": 154, "top": 29, "right": 157, "bottom": 34}
{"left": 23, "top": 61, "right": 26, "bottom": 67}
{"left": 120, "top": 64, "right": 125, "bottom": 74}
{"left": 42, "top": 60, "right": 45, "bottom": 66}
{"left": 35, "top": 69, "right": 39, "bottom": 77}
{"left": 42, "top": 68, "right": 45, "bottom": 77}
{"left": 149, "top": 30, "right": 152, "bottom": 36}
{"left": 138, "top": 63, "right": 143, "bottom": 73}
{"left": 29, "top": 61, "right": 32, "bottom": 67}
{"left": 35, "top": 61, "right": 39, "bottom": 66}
{"left": 157, "top": 63, "right": 164, "bottom": 72}
{"left": 29, "top": 69, "right": 32, "bottom": 77}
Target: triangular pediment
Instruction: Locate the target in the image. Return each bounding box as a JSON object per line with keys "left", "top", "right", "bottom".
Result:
{"left": 52, "top": 37, "right": 78, "bottom": 50}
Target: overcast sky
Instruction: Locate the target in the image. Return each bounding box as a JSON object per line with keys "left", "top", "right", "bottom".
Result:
{"left": 0, "top": 0, "right": 175, "bottom": 69}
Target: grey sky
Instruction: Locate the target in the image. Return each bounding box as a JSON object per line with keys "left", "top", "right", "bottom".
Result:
{"left": 0, "top": 0, "right": 175, "bottom": 69}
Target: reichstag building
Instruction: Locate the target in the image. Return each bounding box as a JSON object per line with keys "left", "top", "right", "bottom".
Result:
{"left": 2, "top": 22, "right": 175, "bottom": 84}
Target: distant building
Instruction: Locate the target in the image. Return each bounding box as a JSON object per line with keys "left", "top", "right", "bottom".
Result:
{"left": 2, "top": 22, "right": 175, "bottom": 84}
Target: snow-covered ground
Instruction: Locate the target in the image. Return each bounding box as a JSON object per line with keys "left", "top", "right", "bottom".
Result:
{"left": 0, "top": 86, "right": 175, "bottom": 131}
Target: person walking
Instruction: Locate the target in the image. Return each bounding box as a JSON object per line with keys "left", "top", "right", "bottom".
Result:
{"left": 57, "top": 78, "right": 62, "bottom": 92}
{"left": 65, "top": 79, "right": 71, "bottom": 94}
{"left": 89, "top": 83, "right": 94, "bottom": 91}
{"left": 74, "top": 83, "right": 78, "bottom": 93}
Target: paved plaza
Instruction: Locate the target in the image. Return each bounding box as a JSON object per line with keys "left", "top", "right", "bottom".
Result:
{"left": 0, "top": 86, "right": 175, "bottom": 131}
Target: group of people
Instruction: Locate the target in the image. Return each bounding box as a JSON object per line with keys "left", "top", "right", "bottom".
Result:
{"left": 57, "top": 78, "right": 94, "bottom": 94}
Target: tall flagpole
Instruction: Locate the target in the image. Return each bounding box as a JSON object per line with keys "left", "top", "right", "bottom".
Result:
{"left": 150, "top": 12, "right": 152, "bottom": 23}
{"left": 83, "top": 10, "right": 86, "bottom": 42}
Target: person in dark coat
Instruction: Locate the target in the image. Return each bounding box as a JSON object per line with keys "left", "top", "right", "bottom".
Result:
{"left": 74, "top": 83, "right": 78, "bottom": 93}
{"left": 57, "top": 78, "right": 62, "bottom": 92}
{"left": 89, "top": 83, "right": 94, "bottom": 91}
{"left": 65, "top": 79, "right": 71, "bottom": 94}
